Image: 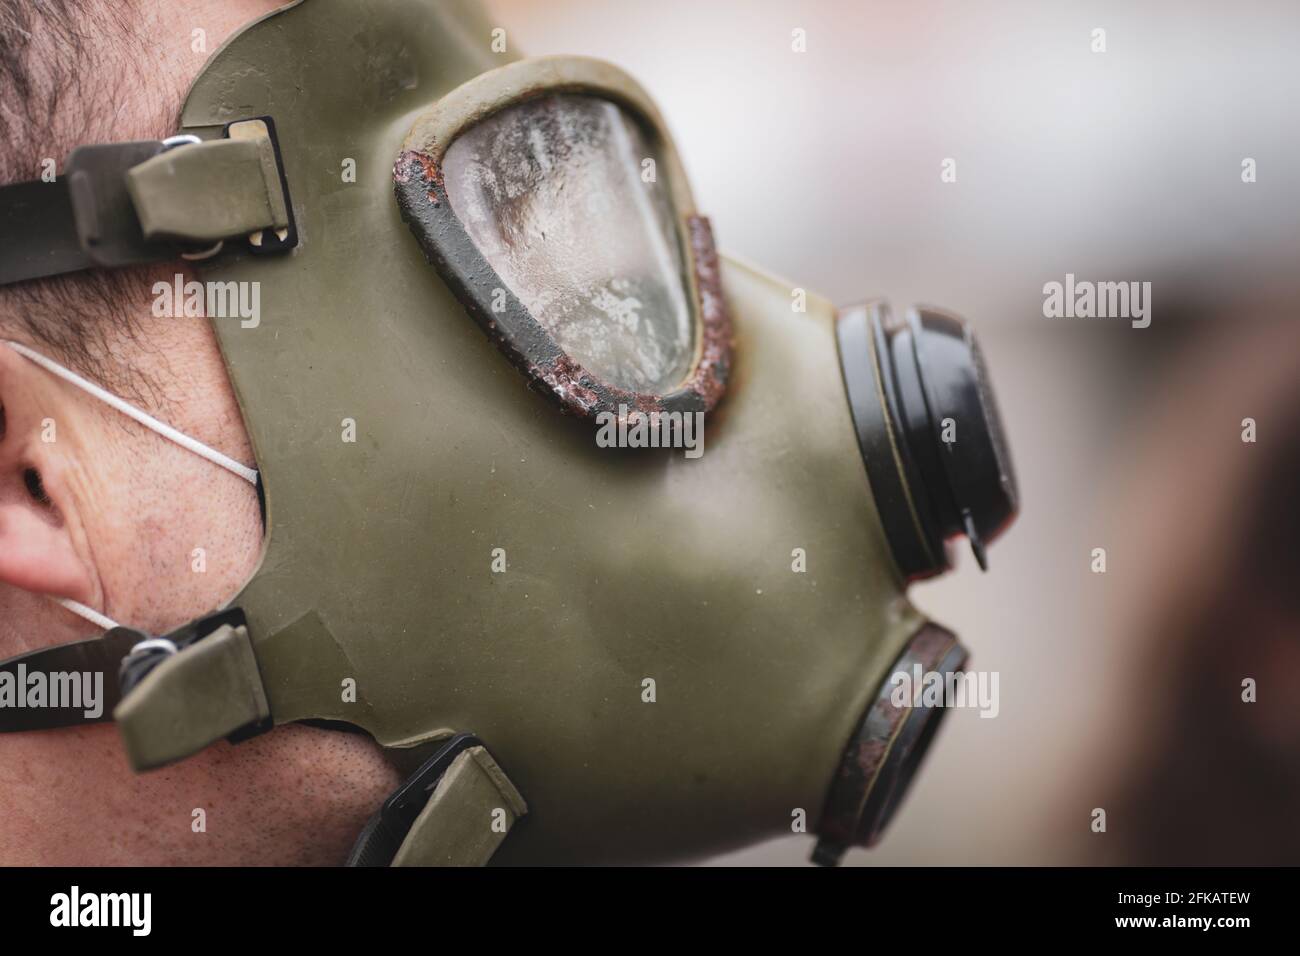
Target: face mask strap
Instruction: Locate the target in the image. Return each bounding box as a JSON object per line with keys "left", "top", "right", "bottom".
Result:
{"left": 0, "top": 626, "right": 142, "bottom": 731}
{"left": 0, "top": 603, "right": 528, "bottom": 867}
{"left": 0, "top": 604, "right": 270, "bottom": 759}
{"left": 0, "top": 119, "right": 296, "bottom": 287}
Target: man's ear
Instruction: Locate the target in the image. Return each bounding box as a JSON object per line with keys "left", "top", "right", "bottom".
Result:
{"left": 0, "top": 348, "right": 94, "bottom": 603}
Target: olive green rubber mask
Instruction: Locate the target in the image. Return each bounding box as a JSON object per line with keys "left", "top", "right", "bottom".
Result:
{"left": 0, "top": 0, "right": 1019, "bottom": 866}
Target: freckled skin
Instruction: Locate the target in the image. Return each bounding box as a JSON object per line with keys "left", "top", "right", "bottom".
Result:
{"left": 0, "top": 0, "right": 400, "bottom": 865}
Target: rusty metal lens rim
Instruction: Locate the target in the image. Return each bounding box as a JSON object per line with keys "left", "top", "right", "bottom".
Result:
{"left": 393, "top": 56, "right": 733, "bottom": 422}
{"left": 856, "top": 640, "right": 967, "bottom": 843}
{"left": 812, "top": 623, "right": 969, "bottom": 866}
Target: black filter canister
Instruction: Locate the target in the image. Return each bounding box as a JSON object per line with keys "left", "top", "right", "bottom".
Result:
{"left": 836, "top": 301, "right": 1018, "bottom": 580}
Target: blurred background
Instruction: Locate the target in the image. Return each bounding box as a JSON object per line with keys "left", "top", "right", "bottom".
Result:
{"left": 488, "top": 0, "right": 1300, "bottom": 864}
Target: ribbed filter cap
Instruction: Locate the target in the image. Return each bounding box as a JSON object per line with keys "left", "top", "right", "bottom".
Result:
{"left": 837, "top": 302, "right": 1019, "bottom": 579}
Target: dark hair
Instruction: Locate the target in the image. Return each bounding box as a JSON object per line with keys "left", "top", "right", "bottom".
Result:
{"left": 0, "top": 0, "right": 177, "bottom": 403}
{"left": 0, "top": 0, "right": 156, "bottom": 182}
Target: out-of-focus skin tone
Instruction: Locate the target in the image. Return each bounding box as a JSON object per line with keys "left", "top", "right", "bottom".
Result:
{"left": 0, "top": 0, "right": 400, "bottom": 865}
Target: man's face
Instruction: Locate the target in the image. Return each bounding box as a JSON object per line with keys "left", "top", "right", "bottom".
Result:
{"left": 0, "top": 312, "right": 264, "bottom": 653}
{"left": 0, "top": 0, "right": 399, "bottom": 865}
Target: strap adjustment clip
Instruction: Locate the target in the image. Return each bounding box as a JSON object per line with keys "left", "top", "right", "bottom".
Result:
{"left": 347, "top": 733, "right": 529, "bottom": 867}
{"left": 126, "top": 116, "right": 297, "bottom": 254}
{"left": 115, "top": 607, "right": 272, "bottom": 771}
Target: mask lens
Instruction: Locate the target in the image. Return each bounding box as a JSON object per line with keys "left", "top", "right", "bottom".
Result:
{"left": 442, "top": 93, "right": 695, "bottom": 394}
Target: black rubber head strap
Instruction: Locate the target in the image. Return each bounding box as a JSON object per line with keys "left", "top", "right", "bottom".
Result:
{"left": 0, "top": 119, "right": 298, "bottom": 287}
{"left": 0, "top": 627, "right": 144, "bottom": 731}
{"left": 0, "top": 178, "right": 96, "bottom": 285}
{"left": 0, "top": 139, "right": 180, "bottom": 286}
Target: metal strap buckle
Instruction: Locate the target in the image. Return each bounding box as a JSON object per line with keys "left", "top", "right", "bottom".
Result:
{"left": 117, "top": 607, "right": 249, "bottom": 697}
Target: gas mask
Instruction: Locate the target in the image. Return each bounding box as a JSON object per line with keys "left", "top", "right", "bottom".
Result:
{"left": 0, "top": 0, "right": 1017, "bottom": 866}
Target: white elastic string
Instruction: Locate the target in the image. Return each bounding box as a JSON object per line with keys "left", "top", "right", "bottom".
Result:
{"left": 58, "top": 598, "right": 121, "bottom": 631}
{"left": 4, "top": 339, "right": 258, "bottom": 632}
{"left": 2, "top": 340, "right": 259, "bottom": 485}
